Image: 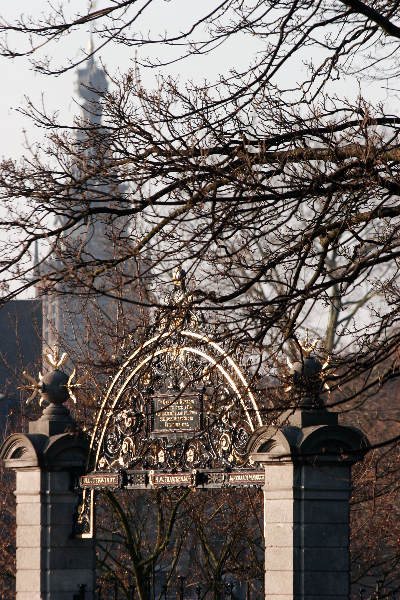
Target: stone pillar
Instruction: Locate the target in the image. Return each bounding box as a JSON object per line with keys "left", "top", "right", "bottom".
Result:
{"left": 0, "top": 368, "right": 96, "bottom": 600}
{"left": 251, "top": 410, "right": 368, "bottom": 600}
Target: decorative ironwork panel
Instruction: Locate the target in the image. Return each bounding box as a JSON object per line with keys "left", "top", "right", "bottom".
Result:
{"left": 126, "top": 471, "right": 148, "bottom": 488}
{"left": 89, "top": 330, "right": 262, "bottom": 475}
{"left": 76, "top": 270, "right": 265, "bottom": 541}
{"left": 73, "top": 489, "right": 94, "bottom": 538}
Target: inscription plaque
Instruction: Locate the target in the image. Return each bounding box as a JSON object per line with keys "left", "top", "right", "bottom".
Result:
{"left": 151, "top": 393, "right": 201, "bottom": 435}
{"left": 150, "top": 471, "right": 195, "bottom": 487}
{"left": 80, "top": 473, "right": 122, "bottom": 489}
{"left": 226, "top": 471, "right": 265, "bottom": 486}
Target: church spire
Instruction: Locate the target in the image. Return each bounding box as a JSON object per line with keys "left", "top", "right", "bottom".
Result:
{"left": 75, "top": 34, "right": 108, "bottom": 125}
{"left": 87, "top": 32, "right": 94, "bottom": 57}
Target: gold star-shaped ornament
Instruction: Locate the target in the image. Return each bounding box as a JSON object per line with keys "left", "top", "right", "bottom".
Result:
{"left": 21, "top": 349, "right": 84, "bottom": 405}
{"left": 285, "top": 332, "right": 330, "bottom": 393}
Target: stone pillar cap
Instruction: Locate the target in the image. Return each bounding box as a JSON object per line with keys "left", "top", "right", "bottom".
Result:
{"left": 0, "top": 430, "right": 89, "bottom": 470}
{"left": 247, "top": 409, "right": 369, "bottom": 465}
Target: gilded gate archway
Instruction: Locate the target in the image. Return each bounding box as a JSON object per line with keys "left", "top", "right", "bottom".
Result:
{"left": 76, "top": 272, "right": 266, "bottom": 538}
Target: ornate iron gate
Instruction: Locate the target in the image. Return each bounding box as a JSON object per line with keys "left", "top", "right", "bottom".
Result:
{"left": 76, "top": 270, "right": 266, "bottom": 538}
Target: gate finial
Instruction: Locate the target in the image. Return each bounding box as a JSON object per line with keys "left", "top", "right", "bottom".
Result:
{"left": 172, "top": 266, "right": 186, "bottom": 291}
{"left": 21, "top": 350, "right": 82, "bottom": 407}
{"left": 285, "top": 334, "right": 331, "bottom": 409}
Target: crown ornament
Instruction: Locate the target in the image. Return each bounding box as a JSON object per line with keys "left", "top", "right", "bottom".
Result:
{"left": 285, "top": 331, "right": 331, "bottom": 408}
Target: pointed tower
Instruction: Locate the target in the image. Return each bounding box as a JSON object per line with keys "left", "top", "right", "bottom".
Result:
{"left": 53, "top": 37, "right": 115, "bottom": 261}
{"left": 41, "top": 43, "right": 145, "bottom": 369}
{"left": 76, "top": 36, "right": 108, "bottom": 127}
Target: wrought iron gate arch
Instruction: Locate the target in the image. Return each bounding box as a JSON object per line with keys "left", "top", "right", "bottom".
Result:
{"left": 77, "top": 326, "right": 267, "bottom": 537}
{"left": 90, "top": 331, "right": 263, "bottom": 471}
{"left": 90, "top": 330, "right": 262, "bottom": 462}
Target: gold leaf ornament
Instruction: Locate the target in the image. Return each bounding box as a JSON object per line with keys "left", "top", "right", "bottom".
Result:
{"left": 21, "top": 371, "right": 44, "bottom": 405}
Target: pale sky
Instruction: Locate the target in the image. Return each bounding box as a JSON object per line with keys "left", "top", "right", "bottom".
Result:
{"left": 0, "top": 0, "right": 263, "bottom": 160}
{"left": 1, "top": 1, "right": 397, "bottom": 163}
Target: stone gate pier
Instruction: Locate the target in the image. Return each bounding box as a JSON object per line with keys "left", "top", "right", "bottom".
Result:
{"left": 250, "top": 355, "right": 369, "bottom": 600}
{"left": 0, "top": 369, "right": 95, "bottom": 600}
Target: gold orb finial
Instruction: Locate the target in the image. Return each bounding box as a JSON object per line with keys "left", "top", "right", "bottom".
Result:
{"left": 21, "top": 349, "right": 85, "bottom": 406}
{"left": 172, "top": 266, "right": 186, "bottom": 288}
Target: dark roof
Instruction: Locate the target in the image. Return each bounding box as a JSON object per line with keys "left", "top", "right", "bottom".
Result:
{"left": 0, "top": 299, "right": 42, "bottom": 402}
